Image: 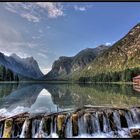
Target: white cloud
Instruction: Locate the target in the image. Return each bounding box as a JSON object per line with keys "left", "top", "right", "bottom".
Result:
{"left": 105, "top": 42, "right": 113, "bottom": 46}
{"left": 4, "top": 2, "right": 65, "bottom": 22}
{"left": 0, "top": 24, "right": 40, "bottom": 58}
{"left": 74, "top": 5, "right": 91, "bottom": 12}
{"left": 21, "top": 13, "right": 40, "bottom": 22}
{"left": 36, "top": 2, "right": 64, "bottom": 18}
{"left": 37, "top": 52, "right": 47, "bottom": 58}
{"left": 5, "top": 6, "right": 17, "bottom": 13}
{"left": 74, "top": 6, "right": 86, "bottom": 11}
{"left": 32, "top": 36, "right": 41, "bottom": 40}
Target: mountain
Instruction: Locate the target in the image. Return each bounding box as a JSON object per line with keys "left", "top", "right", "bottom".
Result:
{"left": 0, "top": 52, "right": 43, "bottom": 80}
{"left": 43, "top": 45, "right": 109, "bottom": 80}
{"left": 75, "top": 23, "right": 140, "bottom": 82}
{"left": 0, "top": 64, "right": 19, "bottom": 81}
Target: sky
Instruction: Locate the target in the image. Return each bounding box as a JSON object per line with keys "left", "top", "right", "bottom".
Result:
{"left": 0, "top": 2, "right": 140, "bottom": 74}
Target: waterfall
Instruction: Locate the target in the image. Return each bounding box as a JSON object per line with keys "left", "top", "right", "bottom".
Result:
{"left": 50, "top": 116, "right": 56, "bottom": 134}
{"left": 131, "top": 108, "right": 140, "bottom": 124}
{"left": 113, "top": 110, "right": 121, "bottom": 130}
{"left": 34, "top": 118, "right": 46, "bottom": 138}
{"left": 91, "top": 112, "right": 100, "bottom": 133}
{"left": 11, "top": 123, "right": 18, "bottom": 138}
{"left": 32, "top": 119, "right": 41, "bottom": 138}
{"left": 95, "top": 112, "right": 101, "bottom": 133}
{"left": 78, "top": 116, "right": 86, "bottom": 135}
{"left": 0, "top": 123, "right": 3, "bottom": 138}
{"left": 65, "top": 117, "right": 72, "bottom": 138}
{"left": 1, "top": 107, "right": 140, "bottom": 138}
{"left": 48, "top": 116, "right": 57, "bottom": 138}
{"left": 20, "top": 119, "right": 29, "bottom": 138}
{"left": 125, "top": 111, "right": 134, "bottom": 127}
{"left": 103, "top": 113, "right": 111, "bottom": 132}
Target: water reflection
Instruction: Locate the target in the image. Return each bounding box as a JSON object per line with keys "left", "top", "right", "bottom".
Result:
{"left": 30, "top": 89, "right": 58, "bottom": 113}
{"left": 0, "top": 83, "right": 42, "bottom": 109}
{"left": 0, "top": 83, "right": 140, "bottom": 115}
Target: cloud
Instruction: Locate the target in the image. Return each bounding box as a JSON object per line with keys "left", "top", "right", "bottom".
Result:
{"left": 0, "top": 23, "right": 41, "bottom": 58}
{"left": 74, "top": 6, "right": 86, "bottom": 11}
{"left": 4, "top": 2, "right": 65, "bottom": 22}
{"left": 105, "top": 42, "right": 112, "bottom": 46}
{"left": 74, "top": 5, "right": 91, "bottom": 12}
{"left": 32, "top": 36, "right": 41, "bottom": 40}
{"left": 36, "top": 2, "right": 64, "bottom": 18}
{"left": 37, "top": 52, "right": 47, "bottom": 58}
{"left": 21, "top": 13, "right": 40, "bottom": 22}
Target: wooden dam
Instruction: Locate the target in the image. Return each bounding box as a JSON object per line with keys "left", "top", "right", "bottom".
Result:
{"left": 0, "top": 106, "right": 140, "bottom": 138}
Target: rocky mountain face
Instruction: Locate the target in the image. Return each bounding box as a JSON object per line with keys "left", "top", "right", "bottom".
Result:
{"left": 76, "top": 23, "right": 140, "bottom": 82}
{"left": 44, "top": 56, "right": 73, "bottom": 80}
{"left": 71, "top": 45, "right": 109, "bottom": 72}
{"left": 43, "top": 45, "right": 109, "bottom": 80}
{"left": 0, "top": 53, "right": 43, "bottom": 80}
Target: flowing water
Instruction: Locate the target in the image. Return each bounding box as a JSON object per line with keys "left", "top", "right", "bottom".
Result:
{"left": 0, "top": 82, "right": 140, "bottom": 138}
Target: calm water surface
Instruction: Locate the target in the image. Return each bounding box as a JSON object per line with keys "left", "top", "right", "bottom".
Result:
{"left": 0, "top": 82, "right": 140, "bottom": 115}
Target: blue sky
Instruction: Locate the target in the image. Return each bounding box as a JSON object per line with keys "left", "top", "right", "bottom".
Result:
{"left": 0, "top": 2, "right": 140, "bottom": 74}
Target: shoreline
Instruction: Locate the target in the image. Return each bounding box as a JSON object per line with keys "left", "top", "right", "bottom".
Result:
{"left": 0, "top": 80, "right": 134, "bottom": 85}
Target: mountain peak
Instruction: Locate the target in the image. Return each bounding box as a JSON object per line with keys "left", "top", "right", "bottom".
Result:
{"left": 97, "top": 44, "right": 110, "bottom": 49}
{"left": 11, "top": 53, "right": 20, "bottom": 60}
{"left": 44, "top": 45, "right": 109, "bottom": 80}
{"left": 0, "top": 52, "right": 43, "bottom": 79}
{"left": 26, "top": 56, "right": 35, "bottom": 62}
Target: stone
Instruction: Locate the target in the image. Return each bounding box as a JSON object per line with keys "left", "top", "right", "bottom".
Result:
{"left": 130, "top": 128, "right": 140, "bottom": 138}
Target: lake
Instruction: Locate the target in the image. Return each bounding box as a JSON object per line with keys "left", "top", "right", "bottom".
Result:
{"left": 0, "top": 82, "right": 140, "bottom": 116}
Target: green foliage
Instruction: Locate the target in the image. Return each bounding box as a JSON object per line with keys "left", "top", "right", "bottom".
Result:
{"left": 0, "top": 65, "right": 19, "bottom": 81}
{"left": 71, "top": 24, "right": 140, "bottom": 82}
{"left": 79, "top": 67, "right": 140, "bottom": 83}
{"left": 48, "top": 83, "right": 140, "bottom": 108}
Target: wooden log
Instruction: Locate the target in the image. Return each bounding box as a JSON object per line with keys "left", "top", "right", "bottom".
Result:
{"left": 83, "top": 105, "right": 130, "bottom": 111}
{"left": 57, "top": 115, "right": 65, "bottom": 138}
{"left": 0, "top": 107, "right": 139, "bottom": 123}
{"left": 71, "top": 113, "right": 78, "bottom": 136}
{"left": 44, "top": 110, "right": 73, "bottom": 118}
{"left": 0, "top": 112, "right": 29, "bottom": 122}
{"left": 2, "top": 118, "right": 13, "bottom": 138}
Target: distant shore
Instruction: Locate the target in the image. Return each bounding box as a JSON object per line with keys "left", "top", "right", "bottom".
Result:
{"left": 0, "top": 80, "right": 134, "bottom": 85}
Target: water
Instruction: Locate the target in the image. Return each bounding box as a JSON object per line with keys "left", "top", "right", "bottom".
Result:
{"left": 113, "top": 110, "right": 121, "bottom": 130}
{"left": 103, "top": 113, "right": 111, "bottom": 132}
{"left": 0, "top": 83, "right": 140, "bottom": 115}
{"left": 65, "top": 116, "right": 72, "bottom": 138}
{"left": 0, "top": 82, "right": 140, "bottom": 138}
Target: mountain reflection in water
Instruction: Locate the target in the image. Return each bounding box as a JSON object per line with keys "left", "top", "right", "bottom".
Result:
{"left": 0, "top": 83, "right": 140, "bottom": 116}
